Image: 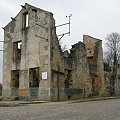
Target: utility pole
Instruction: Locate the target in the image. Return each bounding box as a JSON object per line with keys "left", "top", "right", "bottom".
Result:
{"left": 56, "top": 14, "right": 72, "bottom": 41}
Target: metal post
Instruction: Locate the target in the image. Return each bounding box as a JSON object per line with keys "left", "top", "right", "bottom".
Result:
{"left": 66, "top": 14, "right": 72, "bottom": 36}
{"left": 69, "top": 14, "right": 71, "bottom": 36}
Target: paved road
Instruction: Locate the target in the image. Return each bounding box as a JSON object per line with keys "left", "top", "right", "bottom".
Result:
{"left": 0, "top": 99, "right": 120, "bottom": 120}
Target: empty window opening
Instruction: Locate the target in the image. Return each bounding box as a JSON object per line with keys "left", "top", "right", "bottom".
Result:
{"left": 26, "top": 13, "right": 28, "bottom": 27}
{"left": 18, "top": 42, "right": 22, "bottom": 49}
{"left": 23, "top": 12, "right": 28, "bottom": 28}
{"left": 11, "top": 70, "right": 19, "bottom": 88}
{"left": 13, "top": 41, "right": 22, "bottom": 61}
{"left": 29, "top": 68, "right": 39, "bottom": 88}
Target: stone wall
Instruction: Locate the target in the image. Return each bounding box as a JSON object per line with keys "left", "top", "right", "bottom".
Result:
{"left": 83, "top": 35, "right": 105, "bottom": 96}
{"left": 64, "top": 42, "right": 92, "bottom": 99}
{"left": 50, "top": 18, "right": 66, "bottom": 101}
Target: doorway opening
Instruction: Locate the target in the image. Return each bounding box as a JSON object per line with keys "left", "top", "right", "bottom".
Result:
{"left": 29, "top": 67, "right": 39, "bottom": 88}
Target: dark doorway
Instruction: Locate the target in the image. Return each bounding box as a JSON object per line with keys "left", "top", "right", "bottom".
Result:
{"left": 29, "top": 67, "right": 39, "bottom": 88}
{"left": 11, "top": 70, "right": 19, "bottom": 96}
{"left": 11, "top": 70, "right": 19, "bottom": 88}
{"left": 29, "top": 67, "right": 39, "bottom": 100}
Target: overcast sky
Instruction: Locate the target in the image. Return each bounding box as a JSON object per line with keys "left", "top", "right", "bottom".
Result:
{"left": 0, "top": 0, "right": 120, "bottom": 83}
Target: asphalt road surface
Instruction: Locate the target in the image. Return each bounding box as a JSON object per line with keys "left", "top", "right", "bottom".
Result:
{"left": 0, "top": 99, "right": 120, "bottom": 120}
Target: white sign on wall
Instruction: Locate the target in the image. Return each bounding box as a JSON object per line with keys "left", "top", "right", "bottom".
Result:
{"left": 42, "top": 72, "right": 47, "bottom": 80}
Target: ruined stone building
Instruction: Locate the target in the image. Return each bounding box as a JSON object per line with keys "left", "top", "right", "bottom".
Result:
{"left": 2, "top": 3, "right": 67, "bottom": 101}
{"left": 2, "top": 3, "right": 105, "bottom": 101}
{"left": 64, "top": 35, "right": 105, "bottom": 99}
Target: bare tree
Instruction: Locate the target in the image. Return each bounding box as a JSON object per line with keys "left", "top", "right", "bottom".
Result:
{"left": 104, "top": 51, "right": 111, "bottom": 71}
{"left": 105, "top": 32, "right": 120, "bottom": 95}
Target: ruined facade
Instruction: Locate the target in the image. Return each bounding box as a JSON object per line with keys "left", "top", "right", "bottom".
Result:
{"left": 3, "top": 3, "right": 56, "bottom": 100}
{"left": 83, "top": 35, "right": 105, "bottom": 96}
{"left": 64, "top": 42, "right": 92, "bottom": 99}
{"left": 2, "top": 3, "right": 105, "bottom": 101}
{"left": 63, "top": 35, "right": 105, "bottom": 98}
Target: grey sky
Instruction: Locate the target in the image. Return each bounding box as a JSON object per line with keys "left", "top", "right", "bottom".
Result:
{"left": 0, "top": 0, "right": 120, "bottom": 83}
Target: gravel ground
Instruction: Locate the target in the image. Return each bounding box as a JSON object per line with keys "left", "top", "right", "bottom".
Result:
{"left": 0, "top": 99, "right": 120, "bottom": 120}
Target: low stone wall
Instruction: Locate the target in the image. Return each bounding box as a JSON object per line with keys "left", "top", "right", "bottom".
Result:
{"left": 50, "top": 88, "right": 84, "bottom": 101}
{"left": 63, "top": 88, "right": 84, "bottom": 100}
